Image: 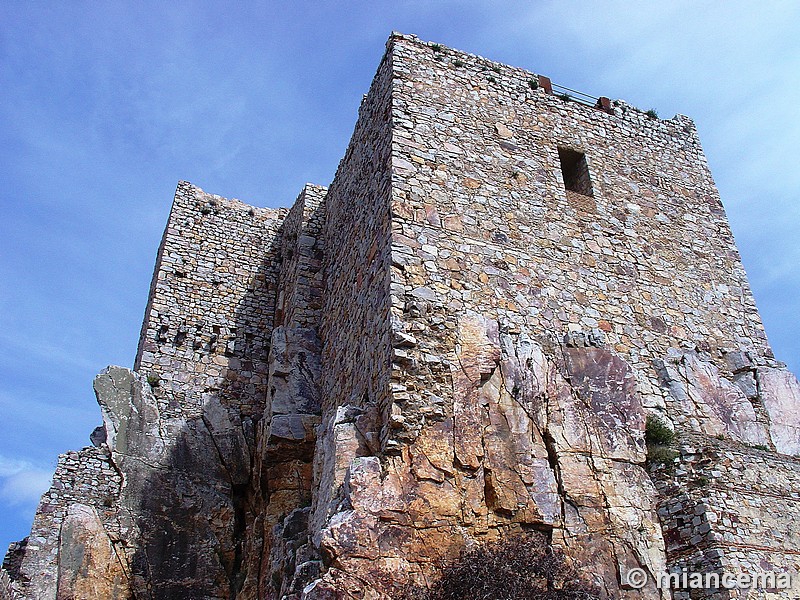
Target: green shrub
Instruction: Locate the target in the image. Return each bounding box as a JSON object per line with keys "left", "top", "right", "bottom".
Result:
{"left": 528, "top": 78, "right": 538, "bottom": 90}
{"left": 647, "top": 446, "right": 679, "bottom": 468}
{"left": 645, "top": 415, "right": 674, "bottom": 446}
{"left": 645, "top": 108, "right": 658, "bottom": 119}
{"left": 146, "top": 372, "right": 161, "bottom": 388}
{"left": 453, "top": 59, "right": 465, "bottom": 68}
{"left": 645, "top": 415, "right": 678, "bottom": 470}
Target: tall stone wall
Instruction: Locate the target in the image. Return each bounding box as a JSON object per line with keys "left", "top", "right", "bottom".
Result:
{"left": 386, "top": 34, "right": 768, "bottom": 426}
{"left": 123, "top": 182, "right": 287, "bottom": 597}
{"left": 6, "top": 182, "right": 295, "bottom": 600}
{"left": 135, "top": 180, "right": 286, "bottom": 420}
{"left": 306, "top": 44, "right": 395, "bottom": 590}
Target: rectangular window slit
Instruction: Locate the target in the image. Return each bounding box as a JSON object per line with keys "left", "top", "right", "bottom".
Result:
{"left": 558, "top": 147, "right": 593, "bottom": 197}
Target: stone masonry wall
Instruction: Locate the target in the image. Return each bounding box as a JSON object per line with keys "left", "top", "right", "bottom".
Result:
{"left": 135, "top": 180, "right": 286, "bottom": 421}
{"left": 300, "top": 34, "right": 669, "bottom": 598}
{"left": 308, "top": 43, "right": 395, "bottom": 557}
{"left": 298, "top": 33, "right": 795, "bottom": 599}
{"left": 386, "top": 34, "right": 769, "bottom": 431}
{"left": 126, "top": 183, "right": 289, "bottom": 598}
{"left": 653, "top": 433, "right": 800, "bottom": 599}
{"left": 274, "top": 185, "right": 327, "bottom": 331}
{"left": 7, "top": 182, "right": 295, "bottom": 600}
{"left": 6, "top": 448, "right": 122, "bottom": 600}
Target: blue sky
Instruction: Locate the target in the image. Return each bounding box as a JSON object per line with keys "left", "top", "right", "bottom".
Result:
{"left": 1, "top": 1, "right": 799, "bottom": 552}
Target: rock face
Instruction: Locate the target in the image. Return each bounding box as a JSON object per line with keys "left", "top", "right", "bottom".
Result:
{"left": 6, "top": 33, "right": 800, "bottom": 600}
{"left": 307, "top": 315, "right": 667, "bottom": 598}
{"left": 656, "top": 350, "right": 770, "bottom": 445}
{"left": 55, "top": 504, "right": 127, "bottom": 600}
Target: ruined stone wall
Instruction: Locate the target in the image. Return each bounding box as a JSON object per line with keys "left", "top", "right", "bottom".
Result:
{"left": 5, "top": 448, "right": 122, "bottom": 599}
{"left": 124, "top": 183, "right": 290, "bottom": 598}
{"left": 6, "top": 180, "right": 330, "bottom": 600}
{"left": 654, "top": 433, "right": 800, "bottom": 599}
{"left": 8, "top": 182, "right": 295, "bottom": 600}
{"left": 135, "top": 180, "right": 286, "bottom": 420}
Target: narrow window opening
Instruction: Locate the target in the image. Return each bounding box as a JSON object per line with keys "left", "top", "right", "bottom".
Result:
{"left": 558, "top": 147, "right": 593, "bottom": 197}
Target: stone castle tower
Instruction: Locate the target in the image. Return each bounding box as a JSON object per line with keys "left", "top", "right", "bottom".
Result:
{"left": 4, "top": 33, "right": 800, "bottom": 600}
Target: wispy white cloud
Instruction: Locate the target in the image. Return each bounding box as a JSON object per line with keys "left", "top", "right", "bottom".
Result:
{"left": 0, "top": 331, "right": 101, "bottom": 374}
{"left": 0, "top": 455, "right": 52, "bottom": 508}
{"left": 0, "top": 457, "right": 33, "bottom": 478}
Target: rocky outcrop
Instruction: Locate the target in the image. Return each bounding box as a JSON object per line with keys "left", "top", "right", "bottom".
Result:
{"left": 96, "top": 365, "right": 256, "bottom": 598}
{"left": 305, "top": 315, "right": 666, "bottom": 599}
{"left": 757, "top": 367, "right": 800, "bottom": 454}
{"left": 239, "top": 325, "right": 322, "bottom": 599}
{"left": 656, "top": 350, "right": 770, "bottom": 444}
{"left": 55, "top": 504, "right": 128, "bottom": 600}
{"left": 657, "top": 348, "right": 800, "bottom": 454}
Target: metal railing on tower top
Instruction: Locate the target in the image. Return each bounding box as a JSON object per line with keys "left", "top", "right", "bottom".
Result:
{"left": 537, "top": 75, "right": 614, "bottom": 114}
